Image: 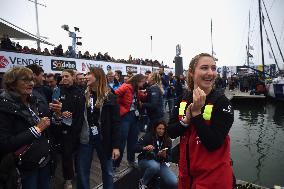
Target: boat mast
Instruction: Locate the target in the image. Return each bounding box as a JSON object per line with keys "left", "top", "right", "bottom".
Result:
{"left": 258, "top": 0, "right": 265, "bottom": 78}
{"left": 211, "top": 18, "right": 214, "bottom": 57}
{"left": 247, "top": 11, "right": 251, "bottom": 67}
{"left": 263, "top": 21, "right": 281, "bottom": 72}
{"left": 261, "top": 0, "right": 284, "bottom": 64}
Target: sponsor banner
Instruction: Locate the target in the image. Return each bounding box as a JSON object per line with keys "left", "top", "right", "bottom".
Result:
{"left": 0, "top": 51, "right": 45, "bottom": 72}
{"left": 0, "top": 50, "right": 174, "bottom": 75}
{"left": 139, "top": 66, "right": 152, "bottom": 74}
{"left": 126, "top": 65, "right": 138, "bottom": 74}
{"left": 51, "top": 59, "right": 76, "bottom": 71}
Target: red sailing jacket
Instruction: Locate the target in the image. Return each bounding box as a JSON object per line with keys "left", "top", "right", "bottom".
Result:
{"left": 178, "top": 92, "right": 233, "bottom": 189}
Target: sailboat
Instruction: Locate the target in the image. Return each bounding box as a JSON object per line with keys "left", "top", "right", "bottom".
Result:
{"left": 245, "top": 0, "right": 284, "bottom": 100}
{"left": 255, "top": 0, "right": 284, "bottom": 101}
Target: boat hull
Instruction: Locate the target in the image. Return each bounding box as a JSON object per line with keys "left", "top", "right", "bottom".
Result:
{"left": 266, "top": 83, "right": 284, "bottom": 101}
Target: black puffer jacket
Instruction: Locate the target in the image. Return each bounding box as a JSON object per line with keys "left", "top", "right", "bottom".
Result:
{"left": 0, "top": 91, "right": 49, "bottom": 159}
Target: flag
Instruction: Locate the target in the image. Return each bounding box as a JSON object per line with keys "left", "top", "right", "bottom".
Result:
{"left": 248, "top": 52, "right": 253, "bottom": 58}
{"left": 249, "top": 45, "right": 254, "bottom": 50}
{"left": 268, "top": 51, "right": 273, "bottom": 59}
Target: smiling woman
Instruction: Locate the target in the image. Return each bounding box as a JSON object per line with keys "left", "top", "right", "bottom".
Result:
{"left": 168, "top": 53, "right": 234, "bottom": 189}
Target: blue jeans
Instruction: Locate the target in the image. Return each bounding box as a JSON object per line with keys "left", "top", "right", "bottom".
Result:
{"left": 21, "top": 164, "right": 51, "bottom": 189}
{"left": 77, "top": 134, "right": 114, "bottom": 189}
{"left": 165, "top": 98, "right": 175, "bottom": 114}
{"left": 139, "top": 159, "right": 177, "bottom": 189}
{"left": 114, "top": 111, "right": 138, "bottom": 168}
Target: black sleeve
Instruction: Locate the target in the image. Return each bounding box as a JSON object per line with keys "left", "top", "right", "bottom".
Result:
{"left": 0, "top": 113, "right": 36, "bottom": 154}
{"left": 134, "top": 134, "right": 148, "bottom": 153}
{"left": 110, "top": 96, "right": 121, "bottom": 149}
{"left": 167, "top": 95, "right": 188, "bottom": 139}
{"left": 190, "top": 96, "right": 234, "bottom": 152}
{"left": 142, "top": 87, "right": 161, "bottom": 110}
{"left": 71, "top": 94, "right": 85, "bottom": 135}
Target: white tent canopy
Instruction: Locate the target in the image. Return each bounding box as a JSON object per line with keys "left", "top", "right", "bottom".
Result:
{"left": 0, "top": 18, "right": 54, "bottom": 46}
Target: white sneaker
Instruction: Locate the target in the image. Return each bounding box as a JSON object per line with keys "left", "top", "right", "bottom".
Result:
{"left": 64, "top": 180, "right": 72, "bottom": 189}
{"left": 139, "top": 179, "right": 147, "bottom": 189}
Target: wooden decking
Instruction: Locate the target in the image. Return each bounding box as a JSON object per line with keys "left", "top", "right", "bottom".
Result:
{"left": 224, "top": 89, "right": 266, "bottom": 100}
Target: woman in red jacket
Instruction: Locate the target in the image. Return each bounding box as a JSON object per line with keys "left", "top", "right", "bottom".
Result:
{"left": 113, "top": 74, "right": 146, "bottom": 170}
{"left": 168, "top": 53, "right": 234, "bottom": 189}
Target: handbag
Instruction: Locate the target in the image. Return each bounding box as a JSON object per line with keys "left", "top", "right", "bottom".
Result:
{"left": 14, "top": 137, "right": 50, "bottom": 172}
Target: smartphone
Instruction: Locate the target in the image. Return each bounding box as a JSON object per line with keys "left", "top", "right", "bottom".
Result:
{"left": 158, "top": 148, "right": 168, "bottom": 153}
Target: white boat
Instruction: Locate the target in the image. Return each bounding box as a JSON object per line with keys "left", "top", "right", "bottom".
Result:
{"left": 266, "top": 75, "right": 284, "bottom": 101}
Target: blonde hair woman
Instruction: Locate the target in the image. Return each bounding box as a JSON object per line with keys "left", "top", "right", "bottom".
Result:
{"left": 77, "top": 67, "right": 120, "bottom": 189}
{"left": 140, "top": 72, "right": 165, "bottom": 132}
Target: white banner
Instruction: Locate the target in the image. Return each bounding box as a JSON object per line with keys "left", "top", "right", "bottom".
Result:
{"left": 0, "top": 50, "right": 174, "bottom": 75}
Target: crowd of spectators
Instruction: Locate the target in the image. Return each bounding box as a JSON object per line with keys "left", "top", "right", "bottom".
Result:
{"left": 0, "top": 35, "right": 168, "bottom": 68}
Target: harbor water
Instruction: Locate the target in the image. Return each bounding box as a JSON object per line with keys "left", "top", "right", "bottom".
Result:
{"left": 230, "top": 100, "right": 284, "bottom": 188}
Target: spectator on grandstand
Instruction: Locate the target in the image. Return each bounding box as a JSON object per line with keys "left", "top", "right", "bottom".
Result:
{"left": 129, "top": 55, "right": 133, "bottom": 63}
{"left": 82, "top": 51, "right": 91, "bottom": 59}
{"left": 66, "top": 46, "right": 76, "bottom": 58}
{"left": 43, "top": 48, "right": 51, "bottom": 56}
{"left": 96, "top": 52, "right": 104, "bottom": 60}
{"left": 77, "top": 51, "right": 82, "bottom": 59}
{"left": 104, "top": 52, "right": 111, "bottom": 61}
{"left": 54, "top": 44, "right": 64, "bottom": 56}
{"left": 15, "top": 42, "right": 22, "bottom": 52}
{"left": 0, "top": 34, "right": 16, "bottom": 51}
{"left": 92, "top": 53, "right": 97, "bottom": 60}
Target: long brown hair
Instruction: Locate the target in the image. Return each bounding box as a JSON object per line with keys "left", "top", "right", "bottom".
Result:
{"left": 86, "top": 67, "right": 111, "bottom": 108}
{"left": 152, "top": 120, "right": 171, "bottom": 148}
{"left": 188, "top": 53, "right": 215, "bottom": 91}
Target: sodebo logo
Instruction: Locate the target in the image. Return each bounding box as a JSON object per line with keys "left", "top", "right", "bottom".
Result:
{"left": 0, "top": 56, "right": 9, "bottom": 68}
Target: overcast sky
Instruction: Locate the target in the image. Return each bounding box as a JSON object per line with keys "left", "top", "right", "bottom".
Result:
{"left": 1, "top": 0, "right": 284, "bottom": 69}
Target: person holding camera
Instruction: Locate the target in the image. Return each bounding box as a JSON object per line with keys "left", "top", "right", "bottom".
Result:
{"left": 135, "top": 121, "right": 177, "bottom": 189}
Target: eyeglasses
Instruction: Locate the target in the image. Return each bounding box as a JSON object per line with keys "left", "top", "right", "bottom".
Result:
{"left": 18, "top": 77, "right": 34, "bottom": 83}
